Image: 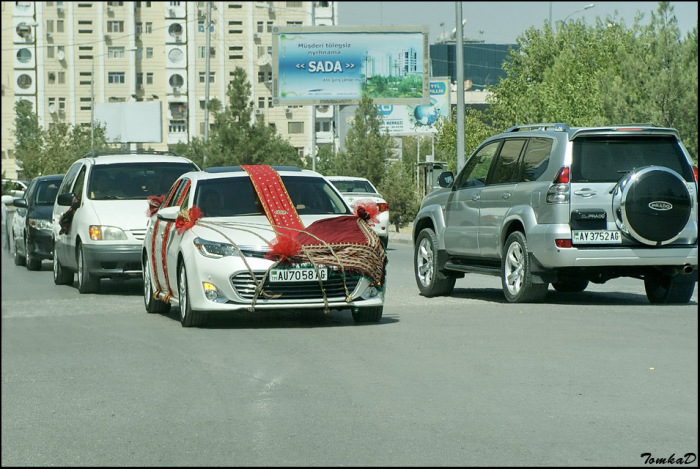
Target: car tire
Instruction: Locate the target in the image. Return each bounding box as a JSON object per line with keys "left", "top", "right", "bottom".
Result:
{"left": 352, "top": 306, "right": 383, "bottom": 323}
{"left": 501, "top": 231, "right": 548, "bottom": 303}
{"left": 77, "top": 243, "right": 100, "bottom": 293}
{"left": 644, "top": 271, "right": 695, "bottom": 304}
{"left": 53, "top": 250, "right": 73, "bottom": 285}
{"left": 13, "top": 235, "right": 26, "bottom": 266}
{"left": 143, "top": 253, "right": 171, "bottom": 314}
{"left": 614, "top": 166, "right": 692, "bottom": 246}
{"left": 414, "top": 227, "right": 456, "bottom": 297}
{"left": 25, "top": 235, "right": 41, "bottom": 271}
{"left": 178, "top": 261, "right": 203, "bottom": 327}
{"left": 552, "top": 278, "right": 589, "bottom": 293}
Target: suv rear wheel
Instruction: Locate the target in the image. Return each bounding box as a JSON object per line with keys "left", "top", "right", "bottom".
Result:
{"left": 644, "top": 271, "right": 696, "bottom": 304}
{"left": 414, "top": 227, "right": 456, "bottom": 297}
{"left": 25, "top": 235, "right": 41, "bottom": 271}
{"left": 502, "top": 231, "right": 548, "bottom": 303}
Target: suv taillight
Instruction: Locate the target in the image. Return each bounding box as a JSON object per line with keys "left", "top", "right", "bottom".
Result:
{"left": 546, "top": 166, "right": 570, "bottom": 204}
{"left": 693, "top": 165, "right": 698, "bottom": 183}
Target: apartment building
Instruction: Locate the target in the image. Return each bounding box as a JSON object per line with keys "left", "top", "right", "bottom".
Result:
{"left": 1, "top": 1, "right": 337, "bottom": 179}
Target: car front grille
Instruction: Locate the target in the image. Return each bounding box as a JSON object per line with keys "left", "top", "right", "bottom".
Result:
{"left": 230, "top": 271, "right": 360, "bottom": 301}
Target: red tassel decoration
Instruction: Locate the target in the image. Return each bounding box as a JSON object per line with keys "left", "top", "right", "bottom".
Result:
{"left": 354, "top": 200, "right": 380, "bottom": 226}
{"left": 265, "top": 234, "right": 302, "bottom": 261}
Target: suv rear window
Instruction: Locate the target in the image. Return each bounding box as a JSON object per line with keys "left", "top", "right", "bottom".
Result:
{"left": 571, "top": 136, "right": 693, "bottom": 183}
{"left": 88, "top": 162, "right": 197, "bottom": 200}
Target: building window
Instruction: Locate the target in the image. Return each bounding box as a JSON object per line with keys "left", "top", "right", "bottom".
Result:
{"left": 46, "top": 19, "right": 54, "bottom": 33}
{"left": 146, "top": 72, "right": 154, "bottom": 84}
{"left": 257, "top": 21, "right": 264, "bottom": 33}
{"left": 169, "top": 120, "right": 186, "bottom": 133}
{"left": 268, "top": 97, "right": 273, "bottom": 108}
{"left": 145, "top": 22, "right": 153, "bottom": 33}
{"left": 108, "top": 46, "right": 126, "bottom": 58}
{"left": 16, "top": 48, "right": 32, "bottom": 63}
{"left": 257, "top": 71, "right": 265, "bottom": 83}
{"left": 146, "top": 47, "right": 153, "bottom": 59}
{"left": 108, "top": 72, "right": 125, "bottom": 84}
{"left": 58, "top": 71, "right": 65, "bottom": 84}
{"left": 288, "top": 122, "right": 304, "bottom": 134}
{"left": 135, "top": 22, "right": 142, "bottom": 34}
{"left": 198, "top": 72, "right": 215, "bottom": 84}
{"left": 136, "top": 73, "right": 143, "bottom": 85}
{"left": 267, "top": 21, "right": 273, "bottom": 32}
{"left": 107, "top": 21, "right": 124, "bottom": 33}
{"left": 79, "top": 71, "right": 91, "bottom": 85}
{"left": 58, "top": 97, "right": 66, "bottom": 111}
{"left": 286, "top": 21, "right": 303, "bottom": 27}
{"left": 296, "top": 147, "right": 305, "bottom": 156}
{"left": 258, "top": 97, "right": 265, "bottom": 108}
{"left": 47, "top": 46, "right": 54, "bottom": 58}
{"left": 57, "top": 20, "right": 64, "bottom": 32}
{"left": 48, "top": 72, "right": 56, "bottom": 84}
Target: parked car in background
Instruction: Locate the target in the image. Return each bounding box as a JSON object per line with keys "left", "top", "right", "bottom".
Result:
{"left": 11, "top": 174, "right": 64, "bottom": 270}
{"left": 143, "top": 165, "right": 387, "bottom": 327}
{"left": 326, "top": 176, "right": 390, "bottom": 248}
{"left": 52, "top": 151, "right": 199, "bottom": 293}
{"left": 413, "top": 123, "right": 698, "bottom": 304}
{"left": 2, "top": 178, "right": 29, "bottom": 199}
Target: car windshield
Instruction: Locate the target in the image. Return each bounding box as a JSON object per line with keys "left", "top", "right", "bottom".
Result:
{"left": 572, "top": 136, "right": 693, "bottom": 183}
{"left": 330, "top": 179, "right": 377, "bottom": 193}
{"left": 88, "top": 162, "right": 198, "bottom": 200}
{"left": 34, "top": 180, "right": 61, "bottom": 205}
{"left": 194, "top": 175, "right": 351, "bottom": 217}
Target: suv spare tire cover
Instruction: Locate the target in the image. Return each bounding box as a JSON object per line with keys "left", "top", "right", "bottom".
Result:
{"left": 613, "top": 166, "right": 691, "bottom": 246}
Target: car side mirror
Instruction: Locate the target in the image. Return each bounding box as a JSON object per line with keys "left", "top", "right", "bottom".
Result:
{"left": 156, "top": 206, "right": 180, "bottom": 222}
{"left": 56, "top": 193, "right": 75, "bottom": 206}
{"left": 438, "top": 171, "right": 454, "bottom": 188}
{"left": 13, "top": 198, "right": 27, "bottom": 208}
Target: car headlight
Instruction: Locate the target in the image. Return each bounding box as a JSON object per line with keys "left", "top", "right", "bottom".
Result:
{"left": 28, "top": 218, "right": 52, "bottom": 231}
{"left": 194, "top": 237, "right": 240, "bottom": 258}
{"left": 89, "top": 225, "right": 127, "bottom": 241}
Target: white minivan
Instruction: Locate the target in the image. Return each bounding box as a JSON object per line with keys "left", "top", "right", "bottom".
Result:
{"left": 52, "top": 151, "right": 199, "bottom": 293}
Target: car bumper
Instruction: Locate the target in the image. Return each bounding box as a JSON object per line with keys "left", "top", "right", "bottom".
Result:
{"left": 82, "top": 243, "right": 143, "bottom": 277}
{"left": 181, "top": 250, "right": 386, "bottom": 312}
{"left": 27, "top": 228, "right": 54, "bottom": 260}
{"left": 530, "top": 224, "right": 699, "bottom": 269}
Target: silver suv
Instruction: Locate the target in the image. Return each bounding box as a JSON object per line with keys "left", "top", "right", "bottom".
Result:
{"left": 413, "top": 124, "right": 698, "bottom": 304}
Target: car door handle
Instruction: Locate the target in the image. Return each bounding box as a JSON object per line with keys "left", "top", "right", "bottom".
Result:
{"left": 472, "top": 194, "right": 481, "bottom": 201}
{"left": 501, "top": 193, "right": 512, "bottom": 199}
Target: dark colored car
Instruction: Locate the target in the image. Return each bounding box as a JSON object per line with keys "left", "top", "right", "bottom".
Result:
{"left": 12, "top": 174, "right": 64, "bottom": 270}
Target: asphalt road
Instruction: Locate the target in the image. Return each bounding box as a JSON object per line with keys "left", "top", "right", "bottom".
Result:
{"left": 1, "top": 235, "right": 697, "bottom": 466}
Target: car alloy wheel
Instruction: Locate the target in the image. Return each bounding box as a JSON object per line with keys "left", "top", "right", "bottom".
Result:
{"left": 177, "top": 261, "right": 202, "bottom": 327}
{"left": 143, "top": 254, "right": 170, "bottom": 314}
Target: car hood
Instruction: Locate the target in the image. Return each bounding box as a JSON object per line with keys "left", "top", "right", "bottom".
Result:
{"left": 187, "top": 214, "right": 350, "bottom": 247}
{"left": 28, "top": 204, "right": 54, "bottom": 220}
{"left": 88, "top": 199, "right": 150, "bottom": 230}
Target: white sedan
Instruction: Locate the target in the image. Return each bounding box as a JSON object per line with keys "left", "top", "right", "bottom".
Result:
{"left": 326, "top": 176, "right": 390, "bottom": 248}
{"left": 142, "top": 165, "right": 387, "bottom": 327}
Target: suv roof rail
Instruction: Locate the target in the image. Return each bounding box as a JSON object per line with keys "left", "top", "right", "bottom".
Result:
{"left": 82, "top": 150, "right": 178, "bottom": 158}
{"left": 505, "top": 123, "right": 570, "bottom": 133}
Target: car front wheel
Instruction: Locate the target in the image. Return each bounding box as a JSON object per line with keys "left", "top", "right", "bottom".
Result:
{"left": 13, "top": 234, "right": 25, "bottom": 266}
{"left": 25, "top": 235, "right": 41, "bottom": 271}
{"left": 77, "top": 244, "right": 100, "bottom": 293}
{"left": 501, "top": 231, "right": 548, "bottom": 303}
{"left": 414, "top": 227, "right": 456, "bottom": 297}
{"left": 178, "top": 261, "right": 203, "bottom": 327}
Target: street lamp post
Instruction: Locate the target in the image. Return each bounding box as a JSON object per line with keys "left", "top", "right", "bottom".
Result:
{"left": 563, "top": 3, "right": 595, "bottom": 22}
{"left": 91, "top": 47, "right": 137, "bottom": 153}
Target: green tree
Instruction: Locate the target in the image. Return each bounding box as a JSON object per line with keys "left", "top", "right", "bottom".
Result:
{"left": 481, "top": 2, "right": 697, "bottom": 161}
{"left": 377, "top": 161, "right": 420, "bottom": 232}
{"left": 334, "top": 95, "right": 393, "bottom": 187}
{"left": 434, "top": 107, "right": 494, "bottom": 173}
{"left": 178, "top": 67, "right": 304, "bottom": 169}
{"left": 13, "top": 100, "right": 43, "bottom": 180}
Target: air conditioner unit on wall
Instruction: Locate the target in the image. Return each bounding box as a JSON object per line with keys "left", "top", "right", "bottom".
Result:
{"left": 136, "top": 84, "right": 144, "bottom": 90}
{"left": 255, "top": 109, "right": 264, "bottom": 115}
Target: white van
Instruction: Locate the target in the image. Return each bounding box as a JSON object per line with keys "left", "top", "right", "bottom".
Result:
{"left": 52, "top": 151, "right": 199, "bottom": 293}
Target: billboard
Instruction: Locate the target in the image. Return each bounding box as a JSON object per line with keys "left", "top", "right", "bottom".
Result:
{"left": 273, "top": 26, "right": 429, "bottom": 106}
{"left": 94, "top": 101, "right": 162, "bottom": 143}
{"left": 376, "top": 78, "right": 451, "bottom": 135}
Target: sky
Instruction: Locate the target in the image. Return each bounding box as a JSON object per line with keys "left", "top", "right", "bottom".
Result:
{"left": 336, "top": 1, "right": 699, "bottom": 44}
